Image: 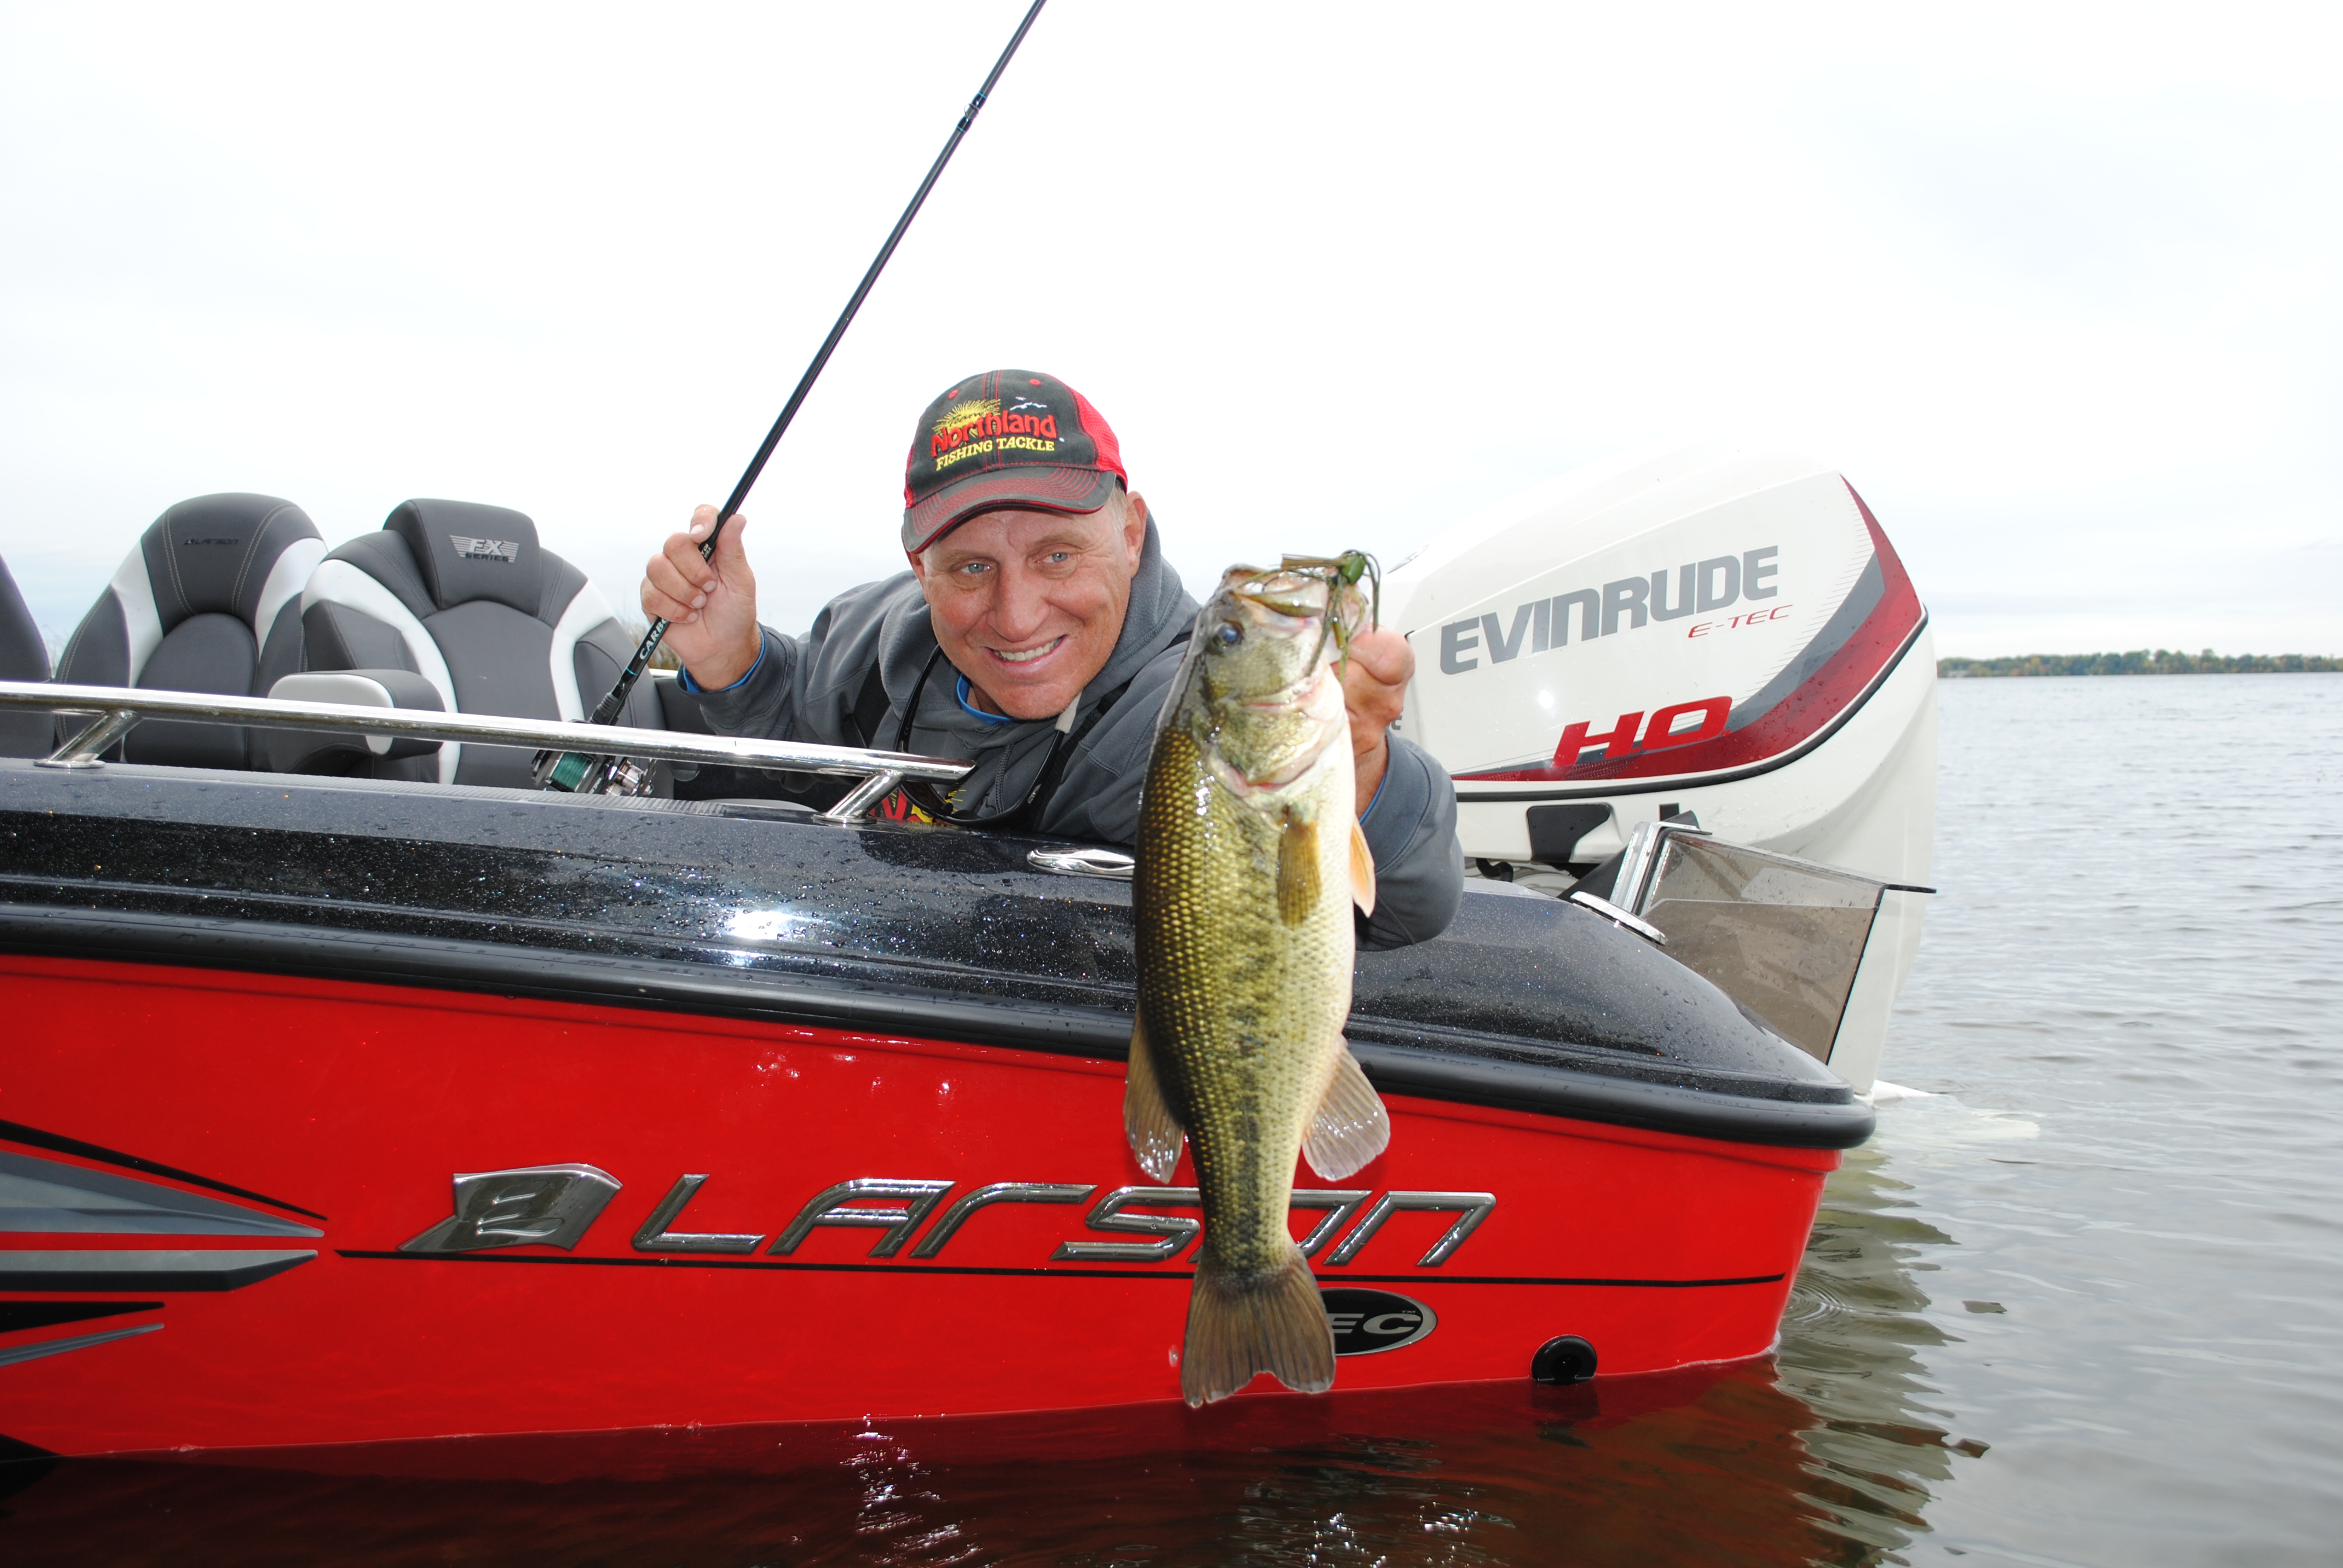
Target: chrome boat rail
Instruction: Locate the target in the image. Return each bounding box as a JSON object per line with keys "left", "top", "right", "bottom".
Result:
{"left": 0, "top": 680, "right": 971, "bottom": 823}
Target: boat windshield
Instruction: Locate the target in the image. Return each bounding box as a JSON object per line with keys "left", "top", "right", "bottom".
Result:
{"left": 1634, "top": 833, "right": 1883, "bottom": 1062}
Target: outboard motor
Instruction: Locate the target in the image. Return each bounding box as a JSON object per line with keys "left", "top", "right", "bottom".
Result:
{"left": 1383, "top": 443, "right": 1936, "bottom": 1092}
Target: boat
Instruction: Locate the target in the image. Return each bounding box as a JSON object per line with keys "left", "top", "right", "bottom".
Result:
{"left": 0, "top": 687, "right": 1870, "bottom": 1457}
{"left": 0, "top": 445, "right": 1925, "bottom": 1462}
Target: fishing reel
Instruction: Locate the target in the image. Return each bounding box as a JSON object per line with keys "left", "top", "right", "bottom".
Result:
{"left": 533, "top": 747, "right": 658, "bottom": 797}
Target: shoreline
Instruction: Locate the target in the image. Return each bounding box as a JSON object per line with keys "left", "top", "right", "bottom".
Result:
{"left": 1939, "top": 652, "right": 2338, "bottom": 678}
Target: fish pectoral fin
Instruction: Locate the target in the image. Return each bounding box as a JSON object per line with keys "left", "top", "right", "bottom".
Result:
{"left": 1182, "top": 1243, "right": 1334, "bottom": 1406}
{"left": 1303, "top": 1040, "right": 1391, "bottom": 1181}
{"left": 1277, "top": 812, "right": 1321, "bottom": 926}
{"left": 1124, "top": 1011, "right": 1187, "bottom": 1184}
{"left": 1349, "top": 819, "right": 1376, "bottom": 916}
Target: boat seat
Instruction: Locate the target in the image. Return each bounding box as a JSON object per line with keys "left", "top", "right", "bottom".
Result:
{"left": 51, "top": 495, "right": 326, "bottom": 769}
{"left": 292, "top": 499, "right": 664, "bottom": 788}
{"left": 0, "top": 553, "right": 53, "bottom": 757}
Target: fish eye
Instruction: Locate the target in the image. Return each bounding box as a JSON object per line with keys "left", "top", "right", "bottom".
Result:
{"left": 1214, "top": 622, "right": 1244, "bottom": 648}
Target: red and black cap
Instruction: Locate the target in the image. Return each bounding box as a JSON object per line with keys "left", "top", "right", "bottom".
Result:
{"left": 901, "top": 369, "right": 1126, "bottom": 553}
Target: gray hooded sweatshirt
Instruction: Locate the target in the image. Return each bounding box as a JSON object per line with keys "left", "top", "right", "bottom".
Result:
{"left": 677, "top": 519, "right": 1462, "bottom": 949}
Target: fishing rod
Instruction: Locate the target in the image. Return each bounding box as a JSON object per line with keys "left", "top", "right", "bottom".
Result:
{"left": 539, "top": 0, "right": 1049, "bottom": 794}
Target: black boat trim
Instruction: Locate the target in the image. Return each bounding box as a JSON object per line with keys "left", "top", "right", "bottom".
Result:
{"left": 0, "top": 907, "right": 1876, "bottom": 1151}
{"left": 1453, "top": 608, "right": 1927, "bottom": 802}
{"left": 337, "top": 1250, "right": 1785, "bottom": 1289}
{"left": 0, "top": 1118, "right": 326, "bottom": 1221}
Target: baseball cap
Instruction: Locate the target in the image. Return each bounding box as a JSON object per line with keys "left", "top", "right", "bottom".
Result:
{"left": 901, "top": 370, "right": 1126, "bottom": 553}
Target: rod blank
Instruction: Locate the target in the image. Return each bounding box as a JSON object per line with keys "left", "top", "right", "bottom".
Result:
{"left": 588, "top": 0, "right": 1050, "bottom": 728}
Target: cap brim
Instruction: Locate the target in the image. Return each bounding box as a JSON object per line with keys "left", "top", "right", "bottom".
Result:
{"left": 902, "top": 466, "right": 1119, "bottom": 553}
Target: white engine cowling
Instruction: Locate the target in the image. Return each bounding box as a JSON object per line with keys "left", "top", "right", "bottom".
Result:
{"left": 1383, "top": 443, "right": 1936, "bottom": 1093}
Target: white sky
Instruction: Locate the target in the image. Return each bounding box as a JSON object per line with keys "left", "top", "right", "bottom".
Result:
{"left": 2, "top": 1, "right": 2337, "bottom": 660}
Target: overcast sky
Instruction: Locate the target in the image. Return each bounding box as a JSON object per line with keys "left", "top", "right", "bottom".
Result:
{"left": 2, "top": 1, "right": 2336, "bottom": 659}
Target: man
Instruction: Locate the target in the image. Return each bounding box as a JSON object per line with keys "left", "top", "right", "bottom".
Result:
{"left": 644, "top": 368, "right": 1462, "bottom": 949}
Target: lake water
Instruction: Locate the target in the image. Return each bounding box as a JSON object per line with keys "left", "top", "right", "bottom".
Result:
{"left": 5, "top": 673, "right": 2339, "bottom": 1565}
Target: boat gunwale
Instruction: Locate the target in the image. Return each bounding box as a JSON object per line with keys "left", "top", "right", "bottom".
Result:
{"left": 0, "top": 679, "right": 972, "bottom": 787}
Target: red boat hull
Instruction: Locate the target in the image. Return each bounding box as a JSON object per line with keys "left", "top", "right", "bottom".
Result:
{"left": 0, "top": 956, "right": 1833, "bottom": 1457}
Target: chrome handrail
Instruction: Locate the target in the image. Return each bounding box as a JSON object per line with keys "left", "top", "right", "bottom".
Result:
{"left": 0, "top": 680, "right": 969, "bottom": 823}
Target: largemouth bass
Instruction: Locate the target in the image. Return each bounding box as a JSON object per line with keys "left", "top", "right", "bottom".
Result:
{"left": 1129, "top": 558, "right": 1392, "bottom": 1407}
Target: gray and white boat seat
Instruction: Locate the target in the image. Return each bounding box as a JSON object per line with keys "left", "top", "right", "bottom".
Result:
{"left": 0, "top": 554, "right": 51, "bottom": 757}
{"left": 287, "top": 500, "right": 669, "bottom": 788}
{"left": 51, "top": 494, "right": 325, "bottom": 769}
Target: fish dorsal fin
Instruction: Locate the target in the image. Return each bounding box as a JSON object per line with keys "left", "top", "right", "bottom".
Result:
{"left": 1303, "top": 1041, "right": 1390, "bottom": 1181}
{"left": 1277, "top": 811, "right": 1320, "bottom": 926}
{"left": 1124, "top": 1011, "right": 1186, "bottom": 1184}
{"left": 1349, "top": 819, "right": 1377, "bottom": 916}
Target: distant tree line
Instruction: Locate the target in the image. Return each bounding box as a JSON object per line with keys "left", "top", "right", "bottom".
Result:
{"left": 1939, "top": 650, "right": 2339, "bottom": 678}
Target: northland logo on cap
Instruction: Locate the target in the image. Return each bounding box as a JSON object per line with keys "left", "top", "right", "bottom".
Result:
{"left": 901, "top": 369, "right": 1126, "bottom": 554}
{"left": 930, "top": 396, "right": 1061, "bottom": 474}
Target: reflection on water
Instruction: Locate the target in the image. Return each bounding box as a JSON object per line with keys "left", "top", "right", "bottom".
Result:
{"left": 1778, "top": 1138, "right": 1968, "bottom": 1565}
{"left": 5, "top": 675, "right": 2338, "bottom": 1563}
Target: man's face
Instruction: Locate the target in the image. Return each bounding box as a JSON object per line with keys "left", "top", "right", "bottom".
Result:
{"left": 910, "top": 492, "right": 1150, "bottom": 721}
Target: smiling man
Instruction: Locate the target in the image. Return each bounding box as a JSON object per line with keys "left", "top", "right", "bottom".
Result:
{"left": 643, "top": 368, "right": 1462, "bottom": 948}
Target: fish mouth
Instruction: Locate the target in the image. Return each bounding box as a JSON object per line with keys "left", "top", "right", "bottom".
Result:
{"left": 1217, "top": 564, "right": 1368, "bottom": 676}
{"left": 984, "top": 635, "right": 1067, "bottom": 668}
{"left": 1228, "top": 577, "right": 1329, "bottom": 627}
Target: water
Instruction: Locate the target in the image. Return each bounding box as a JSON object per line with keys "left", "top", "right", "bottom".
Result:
{"left": 5, "top": 674, "right": 2339, "bottom": 1565}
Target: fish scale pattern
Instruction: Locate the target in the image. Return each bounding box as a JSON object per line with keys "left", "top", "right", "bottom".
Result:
{"left": 1133, "top": 696, "right": 1353, "bottom": 1284}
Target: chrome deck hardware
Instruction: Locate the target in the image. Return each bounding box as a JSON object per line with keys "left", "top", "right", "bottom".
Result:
{"left": 0, "top": 680, "right": 969, "bottom": 825}
{"left": 1026, "top": 845, "right": 1136, "bottom": 880}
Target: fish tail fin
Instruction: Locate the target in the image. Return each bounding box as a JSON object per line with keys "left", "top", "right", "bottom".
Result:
{"left": 1180, "top": 1243, "right": 1334, "bottom": 1407}
{"left": 1124, "top": 1012, "right": 1185, "bottom": 1183}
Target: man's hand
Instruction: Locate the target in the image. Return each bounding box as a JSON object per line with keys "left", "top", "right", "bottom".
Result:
{"left": 641, "top": 506, "right": 761, "bottom": 690}
{"left": 1342, "top": 626, "right": 1413, "bottom": 817}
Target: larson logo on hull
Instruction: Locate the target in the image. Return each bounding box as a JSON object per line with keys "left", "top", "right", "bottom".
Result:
{"left": 396, "top": 1164, "right": 1496, "bottom": 1271}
